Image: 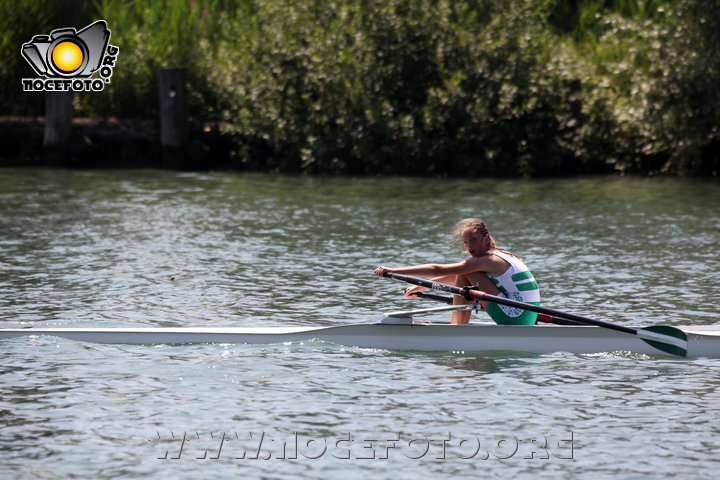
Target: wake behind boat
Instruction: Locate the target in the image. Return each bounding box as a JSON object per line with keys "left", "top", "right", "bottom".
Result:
{"left": 2, "top": 305, "right": 720, "bottom": 357}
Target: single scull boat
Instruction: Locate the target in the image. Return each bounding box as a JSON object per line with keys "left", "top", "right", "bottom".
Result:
{"left": 2, "top": 305, "right": 719, "bottom": 357}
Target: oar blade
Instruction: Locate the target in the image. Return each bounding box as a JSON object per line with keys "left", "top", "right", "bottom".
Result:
{"left": 638, "top": 325, "right": 688, "bottom": 357}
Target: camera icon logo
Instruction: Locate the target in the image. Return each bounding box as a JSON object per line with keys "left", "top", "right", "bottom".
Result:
{"left": 21, "top": 20, "right": 119, "bottom": 92}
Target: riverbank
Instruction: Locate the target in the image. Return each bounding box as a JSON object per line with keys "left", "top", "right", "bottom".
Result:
{"left": 0, "top": 117, "right": 244, "bottom": 171}
{"left": 1, "top": 116, "right": 718, "bottom": 177}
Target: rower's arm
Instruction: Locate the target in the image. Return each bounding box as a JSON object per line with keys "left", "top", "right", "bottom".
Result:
{"left": 429, "top": 274, "right": 457, "bottom": 284}
{"left": 378, "top": 261, "right": 469, "bottom": 278}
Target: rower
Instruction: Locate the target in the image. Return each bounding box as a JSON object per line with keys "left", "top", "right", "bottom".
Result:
{"left": 374, "top": 218, "right": 540, "bottom": 325}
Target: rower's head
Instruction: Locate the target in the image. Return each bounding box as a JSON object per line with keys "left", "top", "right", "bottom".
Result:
{"left": 453, "top": 218, "right": 495, "bottom": 256}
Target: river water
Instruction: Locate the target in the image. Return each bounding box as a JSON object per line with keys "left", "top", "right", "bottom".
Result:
{"left": 0, "top": 169, "right": 718, "bottom": 479}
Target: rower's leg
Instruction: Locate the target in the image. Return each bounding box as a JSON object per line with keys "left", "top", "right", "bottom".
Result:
{"left": 451, "top": 273, "right": 501, "bottom": 324}
{"left": 451, "top": 293, "right": 472, "bottom": 324}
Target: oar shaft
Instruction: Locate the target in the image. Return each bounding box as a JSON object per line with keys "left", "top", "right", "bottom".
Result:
{"left": 479, "top": 292, "right": 636, "bottom": 334}
{"left": 383, "top": 271, "right": 636, "bottom": 334}
{"left": 383, "top": 272, "right": 465, "bottom": 296}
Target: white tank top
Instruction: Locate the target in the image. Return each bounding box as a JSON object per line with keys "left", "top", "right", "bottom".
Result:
{"left": 486, "top": 250, "right": 540, "bottom": 317}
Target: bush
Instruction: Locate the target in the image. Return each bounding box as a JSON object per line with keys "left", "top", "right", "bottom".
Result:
{"left": 2, "top": 0, "right": 718, "bottom": 175}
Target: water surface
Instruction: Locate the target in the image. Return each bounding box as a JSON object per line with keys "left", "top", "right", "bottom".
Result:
{"left": 1, "top": 170, "right": 718, "bottom": 479}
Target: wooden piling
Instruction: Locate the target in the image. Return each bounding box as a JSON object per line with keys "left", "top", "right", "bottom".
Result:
{"left": 44, "top": 91, "right": 73, "bottom": 147}
{"left": 158, "top": 68, "right": 188, "bottom": 148}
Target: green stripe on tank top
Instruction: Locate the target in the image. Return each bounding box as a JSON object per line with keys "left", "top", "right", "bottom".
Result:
{"left": 517, "top": 281, "right": 539, "bottom": 291}
{"left": 511, "top": 271, "right": 534, "bottom": 282}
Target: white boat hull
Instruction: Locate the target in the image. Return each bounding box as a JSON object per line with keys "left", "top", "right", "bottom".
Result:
{"left": 2, "top": 323, "right": 719, "bottom": 357}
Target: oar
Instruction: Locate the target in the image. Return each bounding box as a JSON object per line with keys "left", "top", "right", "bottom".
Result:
{"left": 382, "top": 271, "right": 688, "bottom": 357}
{"left": 415, "top": 292, "right": 584, "bottom": 326}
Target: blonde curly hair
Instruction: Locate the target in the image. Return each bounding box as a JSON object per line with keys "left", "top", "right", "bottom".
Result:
{"left": 452, "top": 218, "right": 519, "bottom": 258}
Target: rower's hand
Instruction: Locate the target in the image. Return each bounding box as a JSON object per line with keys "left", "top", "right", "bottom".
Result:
{"left": 374, "top": 266, "right": 390, "bottom": 278}
{"left": 403, "top": 285, "right": 426, "bottom": 298}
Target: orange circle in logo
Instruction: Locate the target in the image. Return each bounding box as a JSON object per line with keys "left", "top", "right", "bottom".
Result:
{"left": 52, "top": 41, "right": 83, "bottom": 73}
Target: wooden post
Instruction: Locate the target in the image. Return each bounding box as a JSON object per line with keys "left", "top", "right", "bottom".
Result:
{"left": 44, "top": 91, "right": 73, "bottom": 146}
{"left": 158, "top": 68, "right": 187, "bottom": 148}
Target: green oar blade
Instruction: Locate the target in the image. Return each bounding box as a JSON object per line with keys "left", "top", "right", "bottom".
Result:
{"left": 638, "top": 325, "right": 688, "bottom": 357}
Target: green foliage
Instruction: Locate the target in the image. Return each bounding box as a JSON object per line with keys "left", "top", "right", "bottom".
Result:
{"left": 1, "top": 0, "right": 718, "bottom": 175}
{"left": 84, "top": 0, "right": 251, "bottom": 117}
{"left": 204, "top": 0, "right": 608, "bottom": 175}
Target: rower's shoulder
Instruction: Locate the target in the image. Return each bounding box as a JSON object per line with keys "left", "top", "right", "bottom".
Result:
{"left": 465, "top": 253, "right": 508, "bottom": 270}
